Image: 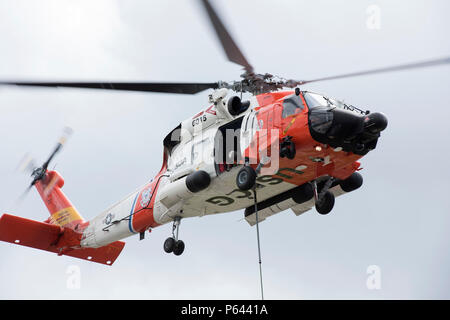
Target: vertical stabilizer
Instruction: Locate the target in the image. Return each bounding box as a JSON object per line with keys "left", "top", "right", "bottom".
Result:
{"left": 35, "top": 170, "right": 84, "bottom": 230}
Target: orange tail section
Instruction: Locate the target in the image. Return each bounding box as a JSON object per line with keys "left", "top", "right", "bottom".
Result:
{"left": 35, "top": 170, "right": 84, "bottom": 229}
{"left": 0, "top": 170, "right": 125, "bottom": 266}
{"left": 0, "top": 214, "right": 124, "bottom": 265}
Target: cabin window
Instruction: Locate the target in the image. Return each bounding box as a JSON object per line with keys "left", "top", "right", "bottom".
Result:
{"left": 191, "top": 138, "right": 210, "bottom": 164}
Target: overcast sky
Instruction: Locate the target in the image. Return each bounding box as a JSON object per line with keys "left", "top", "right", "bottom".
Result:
{"left": 0, "top": 0, "right": 449, "bottom": 299}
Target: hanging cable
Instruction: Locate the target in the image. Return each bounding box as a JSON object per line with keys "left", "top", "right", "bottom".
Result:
{"left": 252, "top": 187, "right": 264, "bottom": 300}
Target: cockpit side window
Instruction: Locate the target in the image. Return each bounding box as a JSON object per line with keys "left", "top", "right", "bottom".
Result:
{"left": 282, "top": 94, "right": 304, "bottom": 118}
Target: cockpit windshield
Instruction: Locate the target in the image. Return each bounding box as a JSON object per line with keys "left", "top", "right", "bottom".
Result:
{"left": 304, "top": 91, "right": 366, "bottom": 115}
{"left": 303, "top": 92, "right": 334, "bottom": 135}
{"left": 329, "top": 98, "right": 346, "bottom": 109}
{"left": 303, "top": 92, "right": 330, "bottom": 109}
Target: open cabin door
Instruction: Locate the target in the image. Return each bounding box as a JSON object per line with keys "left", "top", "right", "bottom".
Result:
{"left": 214, "top": 116, "right": 244, "bottom": 175}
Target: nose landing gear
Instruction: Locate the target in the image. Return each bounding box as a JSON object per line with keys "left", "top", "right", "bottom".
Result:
{"left": 313, "top": 178, "right": 335, "bottom": 215}
{"left": 163, "top": 216, "right": 185, "bottom": 256}
{"left": 315, "top": 190, "right": 335, "bottom": 215}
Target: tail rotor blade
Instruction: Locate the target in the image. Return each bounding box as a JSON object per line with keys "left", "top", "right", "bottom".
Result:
{"left": 42, "top": 126, "right": 73, "bottom": 170}
{"left": 16, "top": 153, "right": 37, "bottom": 174}
{"left": 14, "top": 184, "right": 34, "bottom": 207}
{"left": 14, "top": 127, "right": 74, "bottom": 206}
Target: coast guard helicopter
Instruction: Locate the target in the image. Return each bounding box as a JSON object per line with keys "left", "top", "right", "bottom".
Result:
{"left": 0, "top": 0, "right": 449, "bottom": 267}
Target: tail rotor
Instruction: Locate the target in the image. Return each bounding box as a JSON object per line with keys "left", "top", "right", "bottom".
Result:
{"left": 15, "top": 127, "right": 73, "bottom": 204}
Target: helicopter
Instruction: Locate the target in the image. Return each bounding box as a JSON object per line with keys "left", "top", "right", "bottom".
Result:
{"left": 0, "top": 0, "right": 449, "bottom": 267}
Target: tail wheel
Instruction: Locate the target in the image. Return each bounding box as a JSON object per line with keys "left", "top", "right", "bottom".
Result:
{"left": 315, "top": 191, "right": 335, "bottom": 215}
{"left": 236, "top": 166, "right": 256, "bottom": 190}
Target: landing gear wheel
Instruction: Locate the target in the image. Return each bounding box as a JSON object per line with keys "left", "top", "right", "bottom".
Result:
{"left": 236, "top": 166, "right": 256, "bottom": 191}
{"left": 164, "top": 216, "right": 185, "bottom": 255}
{"left": 164, "top": 237, "right": 176, "bottom": 253}
{"left": 315, "top": 191, "right": 335, "bottom": 215}
{"left": 173, "top": 240, "right": 185, "bottom": 256}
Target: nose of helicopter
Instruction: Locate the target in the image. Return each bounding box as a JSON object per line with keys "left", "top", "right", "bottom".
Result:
{"left": 329, "top": 109, "right": 388, "bottom": 137}
{"left": 308, "top": 107, "right": 388, "bottom": 154}
{"left": 363, "top": 112, "right": 388, "bottom": 134}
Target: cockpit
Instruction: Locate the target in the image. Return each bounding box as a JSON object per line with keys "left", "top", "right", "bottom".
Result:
{"left": 302, "top": 91, "right": 387, "bottom": 155}
{"left": 303, "top": 91, "right": 370, "bottom": 135}
{"left": 303, "top": 91, "right": 366, "bottom": 114}
{"left": 303, "top": 92, "right": 335, "bottom": 135}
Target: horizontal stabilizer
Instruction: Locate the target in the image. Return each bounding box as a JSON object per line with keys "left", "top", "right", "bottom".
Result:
{"left": 63, "top": 242, "right": 125, "bottom": 265}
{"left": 0, "top": 214, "right": 61, "bottom": 249}
{"left": 0, "top": 214, "right": 124, "bottom": 266}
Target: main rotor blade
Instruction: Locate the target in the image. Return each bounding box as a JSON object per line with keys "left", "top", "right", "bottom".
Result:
{"left": 200, "top": 0, "right": 253, "bottom": 72}
{"left": 0, "top": 81, "right": 219, "bottom": 94}
{"left": 296, "top": 56, "right": 450, "bottom": 85}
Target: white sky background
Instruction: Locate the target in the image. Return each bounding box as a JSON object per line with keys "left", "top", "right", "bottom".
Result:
{"left": 0, "top": 0, "right": 449, "bottom": 299}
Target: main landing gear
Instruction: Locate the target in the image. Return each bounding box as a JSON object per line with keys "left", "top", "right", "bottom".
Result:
{"left": 163, "top": 216, "right": 185, "bottom": 256}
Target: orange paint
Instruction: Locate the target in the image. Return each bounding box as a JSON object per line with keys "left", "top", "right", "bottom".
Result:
{"left": 252, "top": 91, "right": 363, "bottom": 186}
{"left": 35, "top": 170, "right": 84, "bottom": 230}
